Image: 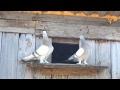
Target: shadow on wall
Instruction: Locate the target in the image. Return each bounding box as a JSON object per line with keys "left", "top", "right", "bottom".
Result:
{"left": 52, "top": 42, "right": 79, "bottom": 64}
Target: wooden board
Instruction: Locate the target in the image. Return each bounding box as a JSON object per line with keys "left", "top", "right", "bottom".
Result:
{"left": 52, "top": 75, "right": 68, "bottom": 79}
{"left": 0, "top": 20, "right": 35, "bottom": 28}
{"left": 36, "top": 22, "right": 120, "bottom": 41}
{"left": 0, "top": 33, "right": 19, "bottom": 79}
{"left": 111, "top": 41, "right": 120, "bottom": 79}
{"left": 38, "top": 68, "right": 97, "bottom": 76}
{"left": 0, "top": 11, "right": 36, "bottom": 21}
{"left": 1, "top": 11, "right": 120, "bottom": 21}
{"left": 17, "top": 34, "right": 35, "bottom": 79}
{"left": 95, "top": 40, "right": 111, "bottom": 79}
{"left": 0, "top": 20, "right": 35, "bottom": 34}
{"left": 0, "top": 27, "right": 35, "bottom": 34}
{"left": 86, "top": 40, "right": 96, "bottom": 65}
{"left": 34, "top": 15, "right": 108, "bottom": 25}
{"left": 52, "top": 37, "right": 79, "bottom": 44}
{"left": 0, "top": 33, "right": 3, "bottom": 78}
{"left": 27, "top": 63, "right": 108, "bottom": 69}
{"left": 34, "top": 14, "right": 120, "bottom": 27}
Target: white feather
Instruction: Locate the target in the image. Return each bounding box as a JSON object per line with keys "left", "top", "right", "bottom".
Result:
{"left": 36, "top": 45, "right": 49, "bottom": 55}
{"left": 75, "top": 48, "right": 84, "bottom": 57}
{"left": 22, "top": 54, "right": 34, "bottom": 60}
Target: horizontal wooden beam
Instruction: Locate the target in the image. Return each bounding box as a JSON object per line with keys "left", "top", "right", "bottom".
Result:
{"left": 26, "top": 62, "right": 108, "bottom": 69}
{"left": 35, "top": 22, "right": 120, "bottom": 41}
{"left": 52, "top": 37, "right": 79, "bottom": 44}
{"left": 34, "top": 15, "right": 120, "bottom": 27}
{"left": 0, "top": 11, "right": 37, "bottom": 21}
{"left": 26, "top": 62, "right": 108, "bottom": 75}
{"left": 1, "top": 11, "right": 120, "bottom": 21}
{"left": 0, "top": 27, "right": 35, "bottom": 34}
{"left": 0, "top": 20, "right": 35, "bottom": 28}
{"left": 0, "top": 20, "right": 35, "bottom": 34}
{"left": 1, "top": 11, "right": 120, "bottom": 27}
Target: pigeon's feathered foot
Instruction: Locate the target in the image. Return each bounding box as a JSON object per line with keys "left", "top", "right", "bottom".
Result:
{"left": 76, "top": 61, "right": 82, "bottom": 64}
{"left": 83, "top": 60, "right": 88, "bottom": 65}
{"left": 44, "top": 59, "right": 49, "bottom": 63}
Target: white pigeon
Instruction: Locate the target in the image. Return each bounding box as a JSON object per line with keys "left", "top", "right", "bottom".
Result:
{"left": 21, "top": 31, "right": 54, "bottom": 63}
{"left": 66, "top": 35, "right": 91, "bottom": 65}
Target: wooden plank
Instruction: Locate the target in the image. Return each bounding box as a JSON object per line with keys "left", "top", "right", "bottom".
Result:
{"left": 0, "top": 33, "right": 19, "bottom": 79}
{"left": 68, "top": 75, "right": 81, "bottom": 79}
{"left": 34, "top": 15, "right": 109, "bottom": 25}
{"left": 30, "top": 68, "right": 102, "bottom": 76}
{"left": 17, "top": 34, "right": 35, "bottom": 79}
{"left": 0, "top": 27, "right": 35, "bottom": 34}
{"left": 0, "top": 33, "right": 8, "bottom": 79}
{"left": 0, "top": 20, "right": 35, "bottom": 28}
{"left": 32, "top": 68, "right": 46, "bottom": 79}
{"left": 0, "top": 32, "right": 3, "bottom": 78}
{"left": 52, "top": 37, "right": 79, "bottom": 44}
{"left": 86, "top": 40, "right": 96, "bottom": 65}
{"left": 34, "top": 15, "right": 120, "bottom": 27}
{"left": 111, "top": 41, "right": 117, "bottom": 79}
{"left": 68, "top": 74, "right": 96, "bottom": 79}
{"left": 95, "top": 40, "right": 111, "bottom": 79}
{"left": 52, "top": 75, "right": 68, "bottom": 79}
{"left": 0, "top": 11, "right": 36, "bottom": 21}
{"left": 36, "top": 22, "right": 120, "bottom": 41}
{"left": 111, "top": 41, "right": 120, "bottom": 79}
{"left": 27, "top": 63, "right": 108, "bottom": 69}
{"left": 1, "top": 11, "right": 120, "bottom": 21}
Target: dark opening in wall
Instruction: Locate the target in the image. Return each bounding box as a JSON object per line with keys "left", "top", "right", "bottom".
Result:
{"left": 52, "top": 42, "right": 79, "bottom": 63}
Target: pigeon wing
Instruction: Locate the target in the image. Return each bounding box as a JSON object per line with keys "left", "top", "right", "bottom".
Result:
{"left": 75, "top": 47, "right": 84, "bottom": 57}
{"left": 36, "top": 45, "right": 49, "bottom": 56}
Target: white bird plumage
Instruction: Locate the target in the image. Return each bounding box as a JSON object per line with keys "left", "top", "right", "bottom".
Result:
{"left": 66, "top": 35, "right": 91, "bottom": 65}
{"left": 21, "top": 31, "right": 54, "bottom": 63}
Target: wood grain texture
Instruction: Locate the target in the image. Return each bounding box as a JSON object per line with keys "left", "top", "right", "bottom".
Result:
{"left": 111, "top": 41, "right": 120, "bottom": 79}
{"left": 36, "top": 22, "right": 120, "bottom": 41}
{"left": 52, "top": 75, "right": 68, "bottom": 79}
{"left": 34, "top": 14, "right": 120, "bottom": 27}
{"left": 0, "top": 11, "right": 36, "bottom": 21}
{"left": 0, "top": 33, "right": 19, "bottom": 79}
{"left": 0, "top": 27, "right": 35, "bottom": 34}
{"left": 17, "top": 34, "right": 35, "bottom": 79}
{"left": 52, "top": 37, "right": 79, "bottom": 44}
{"left": 86, "top": 40, "right": 96, "bottom": 65}
{"left": 34, "top": 68, "right": 98, "bottom": 76}
{"left": 27, "top": 63, "right": 108, "bottom": 69}
{"left": 0, "top": 33, "right": 3, "bottom": 78}
{"left": 0, "top": 20, "right": 35, "bottom": 28}
{"left": 1, "top": 11, "right": 120, "bottom": 21}
{"left": 95, "top": 40, "right": 111, "bottom": 79}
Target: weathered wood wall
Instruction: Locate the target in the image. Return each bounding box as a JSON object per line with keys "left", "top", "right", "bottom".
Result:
{"left": 0, "top": 11, "right": 120, "bottom": 79}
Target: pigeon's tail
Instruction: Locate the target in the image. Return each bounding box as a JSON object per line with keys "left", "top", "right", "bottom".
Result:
{"left": 65, "top": 59, "right": 78, "bottom": 64}
{"left": 67, "top": 55, "right": 74, "bottom": 60}
{"left": 65, "top": 55, "right": 78, "bottom": 64}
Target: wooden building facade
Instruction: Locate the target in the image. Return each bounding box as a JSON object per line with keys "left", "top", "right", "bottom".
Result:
{"left": 0, "top": 11, "right": 120, "bottom": 79}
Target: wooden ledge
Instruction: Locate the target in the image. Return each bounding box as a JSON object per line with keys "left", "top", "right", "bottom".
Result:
{"left": 26, "top": 62, "right": 108, "bottom": 70}
{"left": 23, "top": 62, "right": 109, "bottom": 75}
